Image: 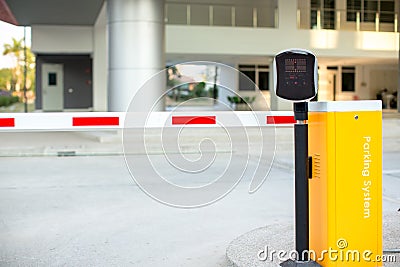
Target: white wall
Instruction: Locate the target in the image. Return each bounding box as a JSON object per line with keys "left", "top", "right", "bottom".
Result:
{"left": 166, "top": 26, "right": 398, "bottom": 61}
{"left": 93, "top": 3, "right": 108, "bottom": 111}
{"left": 31, "top": 25, "right": 93, "bottom": 54}
{"left": 217, "top": 64, "right": 237, "bottom": 110}
{"left": 316, "top": 64, "right": 398, "bottom": 102}
{"left": 366, "top": 66, "right": 398, "bottom": 98}
{"left": 166, "top": 0, "right": 398, "bottom": 60}
{"left": 31, "top": 10, "right": 109, "bottom": 112}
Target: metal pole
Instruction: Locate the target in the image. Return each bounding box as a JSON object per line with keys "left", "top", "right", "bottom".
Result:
{"left": 213, "top": 65, "right": 218, "bottom": 104}
{"left": 293, "top": 102, "right": 309, "bottom": 260}
{"left": 398, "top": 4, "right": 400, "bottom": 112}
{"left": 23, "top": 26, "right": 28, "bottom": 113}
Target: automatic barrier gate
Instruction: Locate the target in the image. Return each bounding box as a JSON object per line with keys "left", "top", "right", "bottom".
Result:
{"left": 309, "top": 101, "right": 382, "bottom": 267}
{"left": 273, "top": 48, "right": 382, "bottom": 267}
{"left": 0, "top": 101, "right": 383, "bottom": 267}
{"left": 0, "top": 111, "right": 295, "bottom": 131}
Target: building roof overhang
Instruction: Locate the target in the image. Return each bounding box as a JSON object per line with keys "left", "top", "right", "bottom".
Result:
{"left": 2, "top": 0, "right": 105, "bottom": 26}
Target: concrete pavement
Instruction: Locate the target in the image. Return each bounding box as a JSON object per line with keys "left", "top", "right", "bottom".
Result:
{"left": 0, "top": 117, "right": 399, "bottom": 266}
{"left": 0, "top": 155, "right": 295, "bottom": 267}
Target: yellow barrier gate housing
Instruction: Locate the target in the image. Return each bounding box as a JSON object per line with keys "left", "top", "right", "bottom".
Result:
{"left": 308, "top": 101, "right": 382, "bottom": 267}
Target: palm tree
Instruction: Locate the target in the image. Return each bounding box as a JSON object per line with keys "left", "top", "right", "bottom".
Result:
{"left": 3, "top": 38, "right": 35, "bottom": 93}
{"left": 3, "top": 38, "right": 24, "bottom": 57}
{"left": 3, "top": 38, "right": 23, "bottom": 91}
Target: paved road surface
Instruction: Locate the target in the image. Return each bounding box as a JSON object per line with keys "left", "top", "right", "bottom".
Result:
{"left": 0, "top": 119, "right": 399, "bottom": 266}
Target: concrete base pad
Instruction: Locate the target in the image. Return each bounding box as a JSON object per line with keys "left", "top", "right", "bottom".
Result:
{"left": 226, "top": 213, "right": 400, "bottom": 267}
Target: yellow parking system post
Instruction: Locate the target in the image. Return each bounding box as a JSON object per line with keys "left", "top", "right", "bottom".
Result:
{"left": 308, "top": 100, "right": 382, "bottom": 267}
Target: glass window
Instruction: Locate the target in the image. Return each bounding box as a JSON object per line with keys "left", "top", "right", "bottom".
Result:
{"left": 341, "top": 67, "right": 355, "bottom": 92}
{"left": 257, "top": 7, "right": 275, "bottom": 28}
{"left": 239, "top": 65, "right": 269, "bottom": 91}
{"left": 327, "top": 66, "right": 338, "bottom": 70}
{"left": 48, "top": 73, "right": 57, "bottom": 86}
{"left": 363, "top": 0, "right": 378, "bottom": 22}
{"left": 347, "top": 0, "right": 361, "bottom": 21}
{"left": 311, "top": 10, "right": 318, "bottom": 28}
{"left": 239, "top": 70, "right": 256, "bottom": 91}
{"left": 346, "top": 11, "right": 357, "bottom": 21}
{"left": 235, "top": 6, "right": 253, "bottom": 27}
{"left": 167, "top": 4, "right": 187, "bottom": 25}
{"left": 165, "top": 1, "right": 277, "bottom": 28}
{"left": 310, "top": 0, "right": 335, "bottom": 29}
{"left": 311, "top": 0, "right": 321, "bottom": 9}
{"left": 347, "top": 0, "right": 362, "bottom": 10}
{"left": 258, "top": 71, "right": 269, "bottom": 91}
{"left": 323, "top": 10, "right": 335, "bottom": 29}
{"left": 380, "top": 1, "right": 395, "bottom": 23}
{"left": 364, "top": 0, "right": 378, "bottom": 11}
{"left": 324, "top": 0, "right": 335, "bottom": 9}
{"left": 346, "top": 0, "right": 395, "bottom": 23}
{"left": 213, "top": 6, "right": 232, "bottom": 26}
{"left": 239, "top": 64, "right": 255, "bottom": 69}
{"left": 191, "top": 5, "right": 209, "bottom": 26}
{"left": 381, "top": 0, "right": 395, "bottom": 11}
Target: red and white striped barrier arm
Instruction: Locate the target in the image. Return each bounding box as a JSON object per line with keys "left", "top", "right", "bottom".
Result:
{"left": 0, "top": 111, "right": 295, "bottom": 131}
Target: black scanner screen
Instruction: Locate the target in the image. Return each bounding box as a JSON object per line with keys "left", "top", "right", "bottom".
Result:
{"left": 276, "top": 53, "right": 315, "bottom": 101}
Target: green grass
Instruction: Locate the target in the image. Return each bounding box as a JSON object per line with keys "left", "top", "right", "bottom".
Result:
{"left": 0, "top": 102, "right": 35, "bottom": 113}
{"left": 0, "top": 95, "right": 19, "bottom": 107}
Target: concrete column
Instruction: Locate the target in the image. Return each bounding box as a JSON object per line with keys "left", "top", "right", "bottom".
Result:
{"left": 217, "top": 63, "right": 237, "bottom": 110}
{"left": 271, "top": 0, "right": 297, "bottom": 111}
{"left": 269, "top": 62, "right": 278, "bottom": 110}
{"left": 107, "top": 0, "right": 165, "bottom": 112}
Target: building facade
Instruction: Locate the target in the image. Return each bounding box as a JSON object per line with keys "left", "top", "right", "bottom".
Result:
{"left": 2, "top": 0, "right": 399, "bottom": 111}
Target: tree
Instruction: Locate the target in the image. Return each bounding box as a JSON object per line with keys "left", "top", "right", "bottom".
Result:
{"left": 194, "top": 82, "right": 206, "bottom": 97}
{"left": 0, "top": 68, "right": 13, "bottom": 90}
{"left": 167, "top": 65, "right": 181, "bottom": 88}
{"left": 2, "top": 37, "right": 35, "bottom": 95}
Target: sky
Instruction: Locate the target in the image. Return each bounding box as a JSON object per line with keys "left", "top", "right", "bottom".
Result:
{"left": 0, "top": 21, "right": 31, "bottom": 69}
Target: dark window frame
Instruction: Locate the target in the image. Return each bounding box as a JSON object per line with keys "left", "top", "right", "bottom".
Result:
{"left": 238, "top": 64, "right": 270, "bottom": 91}
{"left": 346, "top": 0, "right": 395, "bottom": 24}
{"left": 341, "top": 66, "right": 356, "bottom": 92}
{"left": 310, "top": 0, "right": 336, "bottom": 29}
